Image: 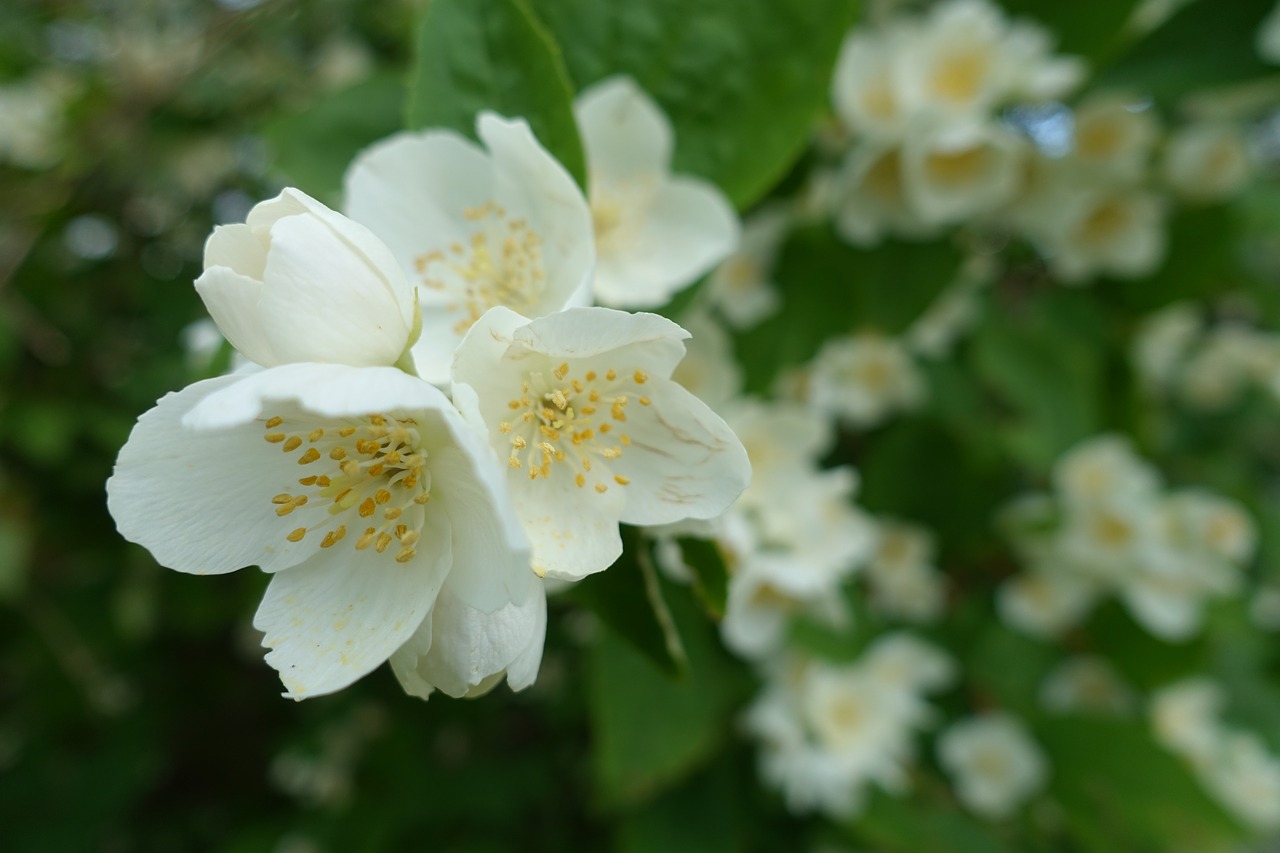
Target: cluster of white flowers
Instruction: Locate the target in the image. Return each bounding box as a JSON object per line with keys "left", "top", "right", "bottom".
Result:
{"left": 1151, "top": 677, "right": 1280, "bottom": 830}
{"left": 742, "top": 634, "right": 955, "bottom": 818}
{"left": 1133, "top": 302, "right": 1280, "bottom": 410}
{"left": 937, "top": 712, "right": 1048, "bottom": 819}
{"left": 108, "top": 79, "right": 752, "bottom": 701}
{"left": 998, "top": 435, "right": 1255, "bottom": 641}
{"left": 862, "top": 518, "right": 948, "bottom": 624}
{"left": 824, "top": 0, "right": 1255, "bottom": 285}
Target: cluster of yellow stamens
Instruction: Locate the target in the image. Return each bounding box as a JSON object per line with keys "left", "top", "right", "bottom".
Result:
{"left": 499, "top": 362, "right": 652, "bottom": 493}
{"left": 413, "top": 200, "right": 547, "bottom": 333}
{"left": 263, "top": 413, "right": 431, "bottom": 563}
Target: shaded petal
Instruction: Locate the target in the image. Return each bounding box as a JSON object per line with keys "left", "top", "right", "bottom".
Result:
{"left": 193, "top": 266, "right": 276, "bottom": 366}
{"left": 392, "top": 578, "right": 547, "bottom": 699}
{"left": 107, "top": 376, "right": 331, "bottom": 575}
{"left": 184, "top": 363, "right": 448, "bottom": 431}
{"left": 609, "top": 378, "right": 751, "bottom": 526}
{"left": 203, "top": 223, "right": 265, "bottom": 279}
{"left": 254, "top": 505, "right": 452, "bottom": 699}
{"left": 575, "top": 75, "right": 673, "bottom": 179}
{"left": 511, "top": 306, "right": 689, "bottom": 375}
{"left": 257, "top": 213, "right": 411, "bottom": 367}
{"left": 595, "top": 176, "right": 741, "bottom": 308}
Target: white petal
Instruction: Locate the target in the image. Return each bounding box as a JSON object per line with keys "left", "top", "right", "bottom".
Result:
{"left": 184, "top": 363, "right": 449, "bottom": 431}
{"left": 511, "top": 469, "right": 626, "bottom": 580}
{"left": 344, "top": 130, "right": 494, "bottom": 279}
{"left": 108, "top": 376, "right": 332, "bottom": 575}
{"left": 203, "top": 223, "right": 266, "bottom": 279}
{"left": 575, "top": 75, "right": 673, "bottom": 179}
{"left": 430, "top": 426, "right": 533, "bottom": 613}
{"left": 511, "top": 306, "right": 690, "bottom": 373}
{"left": 193, "top": 266, "right": 276, "bottom": 367}
{"left": 254, "top": 505, "right": 452, "bottom": 699}
{"left": 609, "top": 378, "right": 751, "bottom": 525}
{"left": 393, "top": 579, "right": 547, "bottom": 698}
{"left": 257, "top": 213, "right": 411, "bottom": 367}
{"left": 594, "top": 176, "right": 741, "bottom": 308}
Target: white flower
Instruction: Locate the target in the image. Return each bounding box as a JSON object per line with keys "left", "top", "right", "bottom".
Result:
{"left": 451, "top": 306, "right": 750, "bottom": 581}
{"left": 1053, "top": 434, "right": 1161, "bottom": 508}
{"left": 1035, "top": 185, "right": 1167, "bottom": 283}
{"left": 0, "top": 72, "right": 74, "bottom": 170}
{"left": 344, "top": 113, "right": 594, "bottom": 384}
{"left": 900, "top": 121, "right": 1025, "bottom": 226}
{"left": 1068, "top": 94, "right": 1160, "bottom": 181}
{"left": 106, "top": 364, "right": 535, "bottom": 700}
{"left": 861, "top": 632, "right": 956, "bottom": 694}
{"left": 831, "top": 29, "right": 910, "bottom": 140}
{"left": 575, "top": 76, "right": 740, "bottom": 308}
{"left": 703, "top": 206, "right": 789, "bottom": 330}
{"left": 807, "top": 332, "right": 925, "bottom": 427}
{"left": 865, "top": 520, "right": 947, "bottom": 623}
{"left": 834, "top": 142, "right": 935, "bottom": 246}
{"left": 1132, "top": 302, "right": 1202, "bottom": 392}
{"left": 195, "top": 188, "right": 419, "bottom": 370}
{"left": 1180, "top": 325, "right": 1280, "bottom": 410}
{"left": 1150, "top": 677, "right": 1226, "bottom": 766}
{"left": 668, "top": 309, "right": 743, "bottom": 412}
{"left": 938, "top": 713, "right": 1048, "bottom": 819}
{"left": 1203, "top": 732, "right": 1280, "bottom": 830}
{"left": 997, "top": 567, "right": 1098, "bottom": 637}
{"left": 1039, "top": 656, "right": 1136, "bottom": 715}
{"left": 1161, "top": 124, "right": 1252, "bottom": 202}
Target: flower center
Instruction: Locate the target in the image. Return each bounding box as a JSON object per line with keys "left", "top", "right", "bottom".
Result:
{"left": 499, "top": 362, "right": 652, "bottom": 493}
{"left": 263, "top": 413, "right": 431, "bottom": 563}
{"left": 414, "top": 200, "right": 547, "bottom": 334}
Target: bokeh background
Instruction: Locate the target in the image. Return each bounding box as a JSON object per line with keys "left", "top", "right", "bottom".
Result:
{"left": 5, "top": 0, "right": 1280, "bottom": 850}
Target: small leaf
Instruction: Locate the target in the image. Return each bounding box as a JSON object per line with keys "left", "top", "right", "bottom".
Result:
{"left": 406, "top": 0, "right": 586, "bottom": 187}
{"left": 673, "top": 536, "right": 729, "bottom": 620}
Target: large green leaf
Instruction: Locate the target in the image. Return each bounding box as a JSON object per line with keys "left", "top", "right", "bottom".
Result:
{"left": 587, "top": 577, "right": 749, "bottom": 808}
{"left": 406, "top": 0, "right": 586, "bottom": 187}
{"left": 736, "top": 226, "right": 963, "bottom": 393}
{"left": 854, "top": 789, "right": 1012, "bottom": 853}
{"left": 1037, "top": 715, "right": 1245, "bottom": 852}
{"left": 1098, "top": 0, "right": 1276, "bottom": 104}
{"left": 262, "top": 72, "right": 405, "bottom": 205}
{"left": 531, "top": 0, "right": 858, "bottom": 208}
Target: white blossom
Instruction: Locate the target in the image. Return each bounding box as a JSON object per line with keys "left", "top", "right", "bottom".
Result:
{"left": 703, "top": 206, "right": 789, "bottom": 330}
{"left": 1161, "top": 124, "right": 1252, "bottom": 202}
{"left": 195, "top": 188, "right": 419, "bottom": 370}
{"left": 938, "top": 713, "right": 1048, "bottom": 819}
{"left": 575, "top": 76, "right": 740, "bottom": 309}
{"left": 865, "top": 519, "right": 947, "bottom": 623}
{"left": 106, "top": 364, "right": 536, "bottom": 699}
{"left": 1150, "top": 677, "right": 1226, "bottom": 767}
{"left": 451, "top": 306, "right": 750, "bottom": 581}
{"left": 344, "top": 113, "right": 594, "bottom": 383}
{"left": 1132, "top": 302, "right": 1203, "bottom": 392}
{"left": 900, "top": 120, "right": 1026, "bottom": 226}
{"left": 1039, "top": 656, "right": 1136, "bottom": 715}
{"left": 807, "top": 332, "right": 925, "bottom": 427}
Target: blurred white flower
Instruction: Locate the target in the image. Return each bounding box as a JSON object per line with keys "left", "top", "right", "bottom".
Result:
{"left": 1053, "top": 435, "right": 1161, "bottom": 508}
{"left": 807, "top": 332, "right": 925, "bottom": 428}
{"left": 865, "top": 519, "right": 947, "bottom": 623}
{"left": 345, "top": 114, "right": 594, "bottom": 383}
{"left": 0, "top": 72, "right": 75, "bottom": 170}
{"left": 1068, "top": 94, "right": 1161, "bottom": 182}
{"left": 834, "top": 142, "right": 936, "bottom": 245}
{"left": 1179, "top": 325, "right": 1280, "bottom": 410}
{"left": 452, "top": 306, "right": 750, "bottom": 581}
{"left": 669, "top": 309, "right": 743, "bottom": 412}
{"left": 900, "top": 121, "right": 1026, "bottom": 226}
{"left": 1150, "top": 677, "right": 1225, "bottom": 767}
{"left": 196, "top": 188, "right": 419, "bottom": 370}
{"left": 831, "top": 29, "right": 910, "bottom": 140}
{"left": 1132, "top": 302, "right": 1202, "bottom": 393}
{"left": 703, "top": 206, "right": 789, "bottom": 330}
{"left": 1258, "top": 0, "right": 1280, "bottom": 63}
{"left": 938, "top": 713, "right": 1048, "bottom": 819}
{"left": 1039, "top": 656, "right": 1136, "bottom": 715}
{"left": 1035, "top": 185, "right": 1167, "bottom": 283}
{"left": 1203, "top": 732, "right": 1280, "bottom": 830}
{"left": 998, "top": 566, "right": 1099, "bottom": 637}
{"left": 1161, "top": 124, "right": 1253, "bottom": 202}
{"left": 575, "top": 76, "right": 740, "bottom": 309}
{"left": 106, "top": 364, "right": 534, "bottom": 700}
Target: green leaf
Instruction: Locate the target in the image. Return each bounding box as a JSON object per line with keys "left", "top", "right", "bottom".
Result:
{"left": 587, "top": 577, "right": 748, "bottom": 808}
{"left": 736, "top": 226, "right": 963, "bottom": 393}
{"left": 965, "top": 622, "right": 1059, "bottom": 716}
{"left": 565, "top": 527, "right": 687, "bottom": 678}
{"left": 1036, "top": 715, "right": 1245, "bottom": 852}
{"left": 673, "top": 536, "right": 729, "bottom": 620}
{"left": 406, "top": 0, "right": 586, "bottom": 187}
{"left": 854, "top": 788, "right": 1012, "bottom": 853}
{"left": 1098, "top": 0, "right": 1276, "bottom": 104}
{"left": 995, "top": 0, "right": 1143, "bottom": 61}
{"left": 531, "top": 0, "right": 858, "bottom": 208}
{"left": 262, "top": 72, "right": 406, "bottom": 205}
